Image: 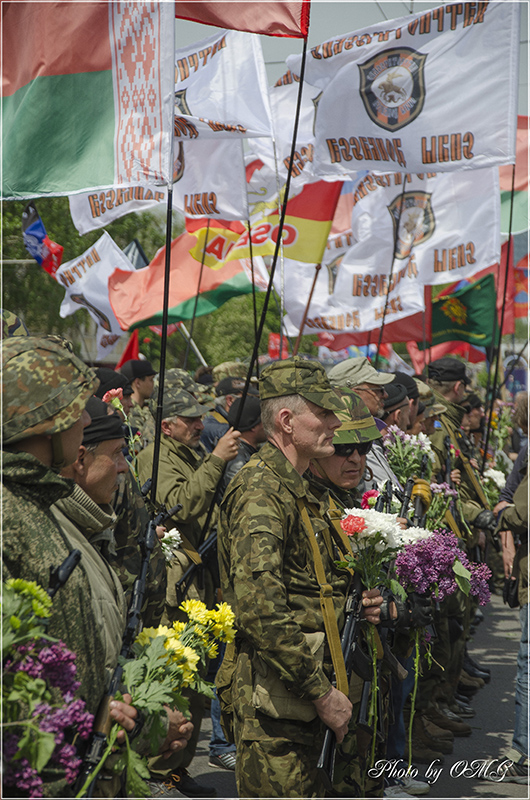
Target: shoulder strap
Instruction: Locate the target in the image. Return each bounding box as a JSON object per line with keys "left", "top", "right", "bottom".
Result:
{"left": 440, "top": 419, "right": 490, "bottom": 509}
{"left": 296, "top": 499, "right": 349, "bottom": 696}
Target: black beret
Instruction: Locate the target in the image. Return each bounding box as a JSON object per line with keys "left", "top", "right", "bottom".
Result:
{"left": 83, "top": 397, "right": 127, "bottom": 446}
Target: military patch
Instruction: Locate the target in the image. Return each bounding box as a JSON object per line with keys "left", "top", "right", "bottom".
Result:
{"left": 358, "top": 47, "right": 427, "bottom": 132}
{"left": 441, "top": 296, "right": 468, "bottom": 325}
{"left": 387, "top": 190, "right": 435, "bottom": 259}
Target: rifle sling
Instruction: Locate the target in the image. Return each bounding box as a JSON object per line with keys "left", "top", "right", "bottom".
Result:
{"left": 440, "top": 420, "right": 490, "bottom": 510}
{"left": 297, "top": 499, "right": 350, "bottom": 697}
{"left": 179, "top": 533, "right": 203, "bottom": 566}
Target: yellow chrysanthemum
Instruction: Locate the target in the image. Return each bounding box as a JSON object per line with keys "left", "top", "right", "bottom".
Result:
{"left": 136, "top": 625, "right": 172, "bottom": 648}
{"left": 208, "top": 642, "right": 219, "bottom": 660}
{"left": 7, "top": 579, "right": 52, "bottom": 618}
{"left": 172, "top": 621, "right": 186, "bottom": 635}
{"left": 211, "top": 603, "right": 236, "bottom": 641}
{"left": 180, "top": 599, "right": 210, "bottom": 624}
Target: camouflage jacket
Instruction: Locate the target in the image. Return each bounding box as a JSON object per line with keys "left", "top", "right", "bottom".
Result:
{"left": 218, "top": 442, "right": 351, "bottom": 705}
{"left": 2, "top": 451, "right": 109, "bottom": 717}
{"left": 51, "top": 485, "right": 127, "bottom": 687}
{"left": 137, "top": 433, "right": 224, "bottom": 548}
{"left": 137, "top": 434, "right": 224, "bottom": 619}
{"left": 109, "top": 468, "right": 167, "bottom": 628}
{"left": 128, "top": 400, "right": 155, "bottom": 452}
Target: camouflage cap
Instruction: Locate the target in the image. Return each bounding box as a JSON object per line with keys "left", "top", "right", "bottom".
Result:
{"left": 212, "top": 360, "right": 247, "bottom": 383}
{"left": 155, "top": 388, "right": 210, "bottom": 421}
{"left": 259, "top": 356, "right": 345, "bottom": 413}
{"left": 332, "top": 388, "right": 382, "bottom": 445}
{"left": 2, "top": 336, "right": 98, "bottom": 446}
{"left": 154, "top": 368, "right": 207, "bottom": 397}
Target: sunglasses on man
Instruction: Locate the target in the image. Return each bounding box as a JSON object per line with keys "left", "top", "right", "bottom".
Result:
{"left": 333, "top": 441, "right": 373, "bottom": 457}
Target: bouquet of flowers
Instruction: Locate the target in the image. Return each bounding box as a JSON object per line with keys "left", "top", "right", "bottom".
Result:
{"left": 489, "top": 401, "right": 514, "bottom": 457}
{"left": 425, "top": 482, "right": 459, "bottom": 531}
{"left": 382, "top": 427, "right": 435, "bottom": 485}
{"left": 482, "top": 467, "right": 507, "bottom": 508}
{"left": 76, "top": 599, "right": 236, "bottom": 798}
{"left": 394, "top": 530, "right": 491, "bottom": 764}
{"left": 2, "top": 579, "right": 94, "bottom": 797}
{"left": 338, "top": 508, "right": 430, "bottom": 764}
{"left": 160, "top": 527, "right": 183, "bottom": 564}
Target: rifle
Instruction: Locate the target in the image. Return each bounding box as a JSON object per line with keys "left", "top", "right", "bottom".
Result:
{"left": 375, "top": 480, "right": 393, "bottom": 512}
{"left": 175, "top": 529, "right": 219, "bottom": 606}
{"left": 316, "top": 574, "right": 372, "bottom": 791}
{"left": 398, "top": 478, "right": 415, "bottom": 521}
{"left": 47, "top": 549, "right": 81, "bottom": 598}
{"left": 76, "top": 501, "right": 182, "bottom": 798}
{"left": 412, "top": 453, "right": 429, "bottom": 527}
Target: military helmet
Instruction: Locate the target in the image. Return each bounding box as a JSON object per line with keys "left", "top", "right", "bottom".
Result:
{"left": 332, "top": 388, "right": 382, "bottom": 445}
{"left": 2, "top": 336, "right": 98, "bottom": 446}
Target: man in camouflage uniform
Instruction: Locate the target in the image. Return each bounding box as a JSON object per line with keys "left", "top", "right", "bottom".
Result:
{"left": 138, "top": 388, "right": 240, "bottom": 796}
{"left": 120, "top": 358, "right": 157, "bottom": 450}
{"left": 1, "top": 338, "right": 144, "bottom": 795}
{"left": 217, "top": 358, "right": 383, "bottom": 798}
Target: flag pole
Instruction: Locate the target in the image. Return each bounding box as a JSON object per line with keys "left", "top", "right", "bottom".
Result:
{"left": 178, "top": 323, "right": 208, "bottom": 367}
{"left": 292, "top": 263, "right": 322, "bottom": 356}
{"left": 481, "top": 164, "right": 517, "bottom": 474}
{"left": 374, "top": 175, "right": 408, "bottom": 368}
{"left": 239, "top": 37, "right": 309, "bottom": 401}
{"left": 246, "top": 218, "right": 260, "bottom": 378}
{"left": 183, "top": 219, "right": 211, "bottom": 369}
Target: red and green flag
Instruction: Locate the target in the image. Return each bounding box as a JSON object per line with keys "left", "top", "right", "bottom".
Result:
{"left": 2, "top": 1, "right": 174, "bottom": 199}
{"left": 108, "top": 232, "right": 263, "bottom": 330}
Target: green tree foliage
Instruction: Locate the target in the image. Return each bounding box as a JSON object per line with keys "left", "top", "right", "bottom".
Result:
{"left": 2, "top": 197, "right": 317, "bottom": 366}
{"left": 2, "top": 197, "right": 168, "bottom": 337}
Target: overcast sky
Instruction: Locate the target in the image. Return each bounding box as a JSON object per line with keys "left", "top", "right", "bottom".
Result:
{"left": 175, "top": 1, "right": 528, "bottom": 114}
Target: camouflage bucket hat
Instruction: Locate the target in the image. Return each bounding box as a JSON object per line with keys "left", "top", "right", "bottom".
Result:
{"left": 1, "top": 310, "right": 29, "bottom": 340}
{"left": 2, "top": 336, "right": 98, "bottom": 446}
{"left": 151, "top": 388, "right": 210, "bottom": 420}
{"left": 332, "top": 388, "right": 382, "bottom": 445}
{"left": 259, "top": 357, "right": 345, "bottom": 414}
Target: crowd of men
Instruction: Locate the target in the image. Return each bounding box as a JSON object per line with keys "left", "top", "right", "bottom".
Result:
{"left": 1, "top": 316, "right": 528, "bottom": 799}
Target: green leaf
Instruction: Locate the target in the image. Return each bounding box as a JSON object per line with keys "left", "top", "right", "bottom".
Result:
{"left": 34, "top": 731, "right": 56, "bottom": 772}
{"left": 124, "top": 748, "right": 151, "bottom": 798}
{"left": 390, "top": 579, "right": 407, "bottom": 602}
{"left": 452, "top": 560, "right": 471, "bottom": 580}
{"left": 454, "top": 573, "right": 470, "bottom": 596}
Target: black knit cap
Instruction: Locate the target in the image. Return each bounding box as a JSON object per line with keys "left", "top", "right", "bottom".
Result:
{"left": 382, "top": 383, "right": 409, "bottom": 416}
{"left": 95, "top": 367, "right": 133, "bottom": 397}
{"left": 393, "top": 371, "right": 420, "bottom": 400}
{"left": 227, "top": 396, "right": 262, "bottom": 432}
{"left": 83, "top": 397, "right": 127, "bottom": 446}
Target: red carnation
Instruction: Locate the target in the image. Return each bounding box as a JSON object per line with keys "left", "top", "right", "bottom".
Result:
{"left": 341, "top": 515, "right": 367, "bottom": 535}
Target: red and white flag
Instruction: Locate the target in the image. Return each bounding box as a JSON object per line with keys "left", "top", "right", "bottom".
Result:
{"left": 175, "top": 1, "right": 310, "bottom": 38}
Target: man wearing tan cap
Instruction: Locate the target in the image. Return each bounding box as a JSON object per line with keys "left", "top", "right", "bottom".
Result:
{"left": 217, "top": 357, "right": 382, "bottom": 798}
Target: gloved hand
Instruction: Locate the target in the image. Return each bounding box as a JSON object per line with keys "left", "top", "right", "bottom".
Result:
{"left": 474, "top": 509, "right": 496, "bottom": 531}
{"left": 393, "top": 593, "right": 433, "bottom": 629}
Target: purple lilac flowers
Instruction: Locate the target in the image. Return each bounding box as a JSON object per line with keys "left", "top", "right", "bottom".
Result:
{"left": 395, "top": 529, "right": 491, "bottom": 604}
{"left": 3, "top": 639, "right": 93, "bottom": 797}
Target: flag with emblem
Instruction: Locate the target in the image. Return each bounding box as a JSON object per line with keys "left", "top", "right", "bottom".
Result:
{"left": 287, "top": 2, "right": 519, "bottom": 176}
{"left": 430, "top": 273, "right": 496, "bottom": 347}
{"left": 2, "top": 1, "right": 174, "bottom": 199}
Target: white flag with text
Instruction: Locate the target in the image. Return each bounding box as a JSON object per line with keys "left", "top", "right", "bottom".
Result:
{"left": 287, "top": 2, "right": 519, "bottom": 176}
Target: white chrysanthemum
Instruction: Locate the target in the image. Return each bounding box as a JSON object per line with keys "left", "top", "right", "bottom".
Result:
{"left": 396, "top": 526, "right": 433, "bottom": 546}
{"left": 484, "top": 468, "right": 506, "bottom": 490}
{"left": 343, "top": 507, "right": 404, "bottom": 550}
{"left": 161, "top": 527, "right": 183, "bottom": 563}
